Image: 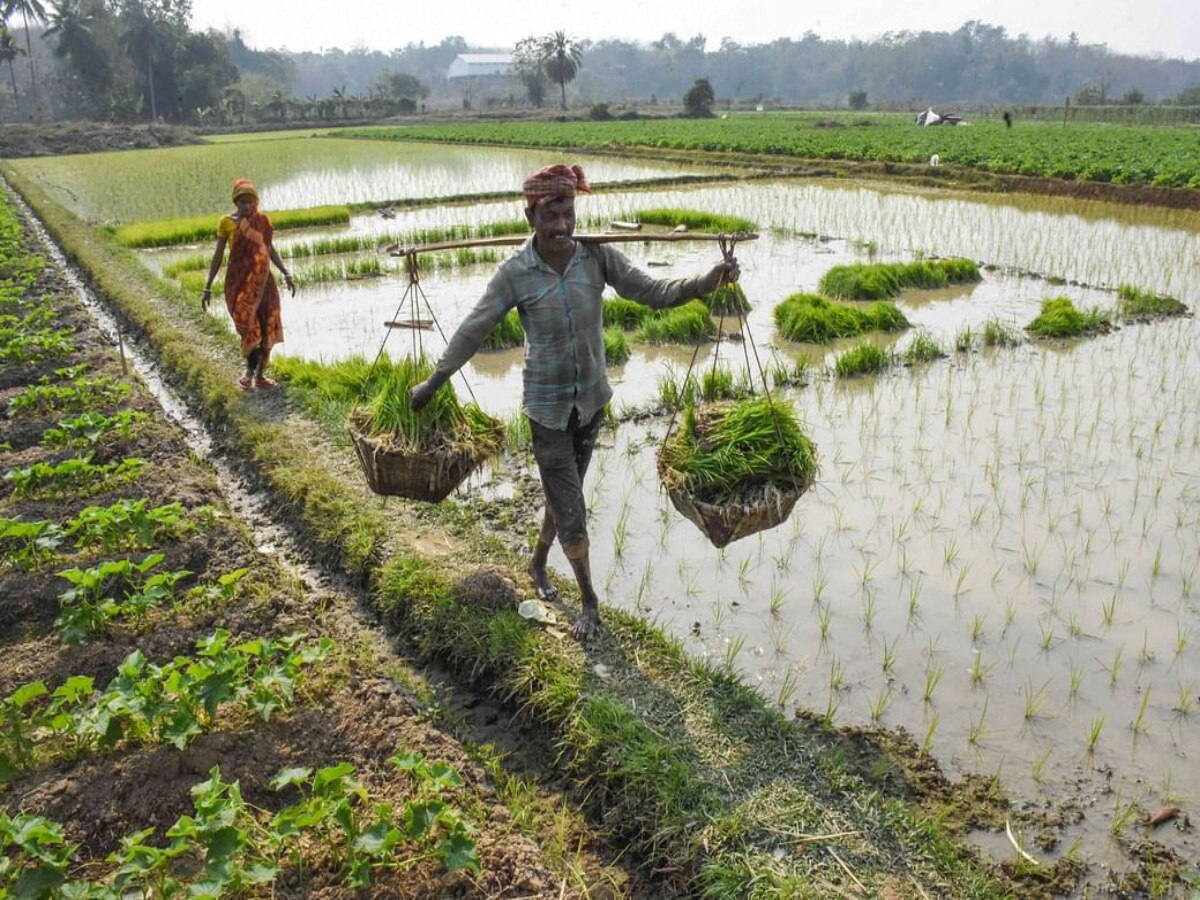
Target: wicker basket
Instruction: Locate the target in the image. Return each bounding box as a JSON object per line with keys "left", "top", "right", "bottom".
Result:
{"left": 350, "top": 427, "right": 497, "bottom": 502}
{"left": 663, "top": 479, "right": 809, "bottom": 548}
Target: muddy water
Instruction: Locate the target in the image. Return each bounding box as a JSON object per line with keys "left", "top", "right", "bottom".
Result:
{"left": 138, "top": 177, "right": 1199, "bottom": 876}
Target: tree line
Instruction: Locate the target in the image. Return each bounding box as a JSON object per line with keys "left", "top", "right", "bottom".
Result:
{"left": 3, "top": 4, "right": 1199, "bottom": 125}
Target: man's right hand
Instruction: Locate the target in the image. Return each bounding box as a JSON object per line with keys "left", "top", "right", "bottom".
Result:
{"left": 410, "top": 378, "right": 438, "bottom": 412}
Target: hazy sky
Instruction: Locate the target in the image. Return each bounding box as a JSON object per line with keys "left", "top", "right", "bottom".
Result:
{"left": 190, "top": 0, "right": 1199, "bottom": 60}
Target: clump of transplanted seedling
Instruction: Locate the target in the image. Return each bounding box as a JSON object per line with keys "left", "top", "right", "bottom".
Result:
{"left": 982, "top": 317, "right": 1023, "bottom": 348}
{"left": 834, "top": 341, "right": 894, "bottom": 377}
{"left": 773, "top": 293, "right": 909, "bottom": 343}
{"left": 1026, "top": 297, "right": 1113, "bottom": 339}
{"left": 1116, "top": 284, "right": 1191, "bottom": 322}
{"left": 902, "top": 331, "right": 946, "bottom": 365}
{"left": 817, "top": 257, "right": 981, "bottom": 301}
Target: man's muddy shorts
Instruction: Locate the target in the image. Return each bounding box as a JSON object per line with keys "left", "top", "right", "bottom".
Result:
{"left": 529, "top": 407, "right": 604, "bottom": 557}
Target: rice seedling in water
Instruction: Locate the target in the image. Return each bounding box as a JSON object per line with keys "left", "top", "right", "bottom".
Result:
{"left": 923, "top": 662, "right": 944, "bottom": 702}
{"left": 870, "top": 686, "right": 893, "bottom": 721}
{"left": 902, "top": 331, "right": 946, "bottom": 365}
{"left": 954, "top": 326, "right": 977, "bottom": 352}
{"left": 480, "top": 309, "right": 525, "bottom": 351}
{"left": 602, "top": 297, "right": 654, "bottom": 330}
{"left": 1031, "top": 748, "right": 1051, "bottom": 784}
{"left": 817, "top": 257, "right": 980, "bottom": 301}
{"left": 1131, "top": 686, "right": 1153, "bottom": 734}
{"left": 834, "top": 342, "right": 893, "bottom": 378}
{"left": 773, "top": 293, "right": 909, "bottom": 344}
{"left": 1026, "top": 297, "right": 1113, "bottom": 339}
{"left": 1116, "top": 284, "right": 1190, "bottom": 321}
{"left": 1022, "top": 678, "right": 1053, "bottom": 720}
{"left": 982, "top": 318, "right": 1023, "bottom": 348}
{"left": 921, "top": 713, "right": 939, "bottom": 753}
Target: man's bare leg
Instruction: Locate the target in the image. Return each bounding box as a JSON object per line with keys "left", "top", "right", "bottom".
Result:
{"left": 566, "top": 551, "right": 601, "bottom": 641}
{"left": 529, "top": 509, "right": 558, "bottom": 600}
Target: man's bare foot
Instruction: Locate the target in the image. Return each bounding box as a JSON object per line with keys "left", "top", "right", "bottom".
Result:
{"left": 570, "top": 610, "right": 601, "bottom": 642}
{"left": 528, "top": 561, "right": 559, "bottom": 601}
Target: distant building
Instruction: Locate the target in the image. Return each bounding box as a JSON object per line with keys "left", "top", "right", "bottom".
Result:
{"left": 447, "top": 54, "right": 513, "bottom": 80}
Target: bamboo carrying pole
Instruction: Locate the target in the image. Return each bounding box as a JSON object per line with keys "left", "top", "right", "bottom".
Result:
{"left": 387, "top": 231, "right": 759, "bottom": 258}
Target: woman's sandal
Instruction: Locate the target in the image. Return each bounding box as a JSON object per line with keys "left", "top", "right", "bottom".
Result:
{"left": 237, "top": 374, "right": 253, "bottom": 391}
{"left": 254, "top": 375, "right": 278, "bottom": 390}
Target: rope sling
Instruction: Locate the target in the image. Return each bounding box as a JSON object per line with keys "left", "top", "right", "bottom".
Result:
{"left": 348, "top": 249, "right": 503, "bottom": 501}
{"left": 656, "top": 234, "right": 817, "bottom": 547}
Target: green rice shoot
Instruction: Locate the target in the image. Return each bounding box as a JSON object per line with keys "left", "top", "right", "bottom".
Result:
{"left": 834, "top": 342, "right": 893, "bottom": 377}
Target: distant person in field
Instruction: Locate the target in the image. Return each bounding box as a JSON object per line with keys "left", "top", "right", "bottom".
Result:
{"left": 410, "top": 163, "right": 739, "bottom": 641}
{"left": 201, "top": 178, "right": 295, "bottom": 390}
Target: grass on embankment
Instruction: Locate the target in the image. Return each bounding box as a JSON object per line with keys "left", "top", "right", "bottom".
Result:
{"left": 3, "top": 165, "right": 1023, "bottom": 898}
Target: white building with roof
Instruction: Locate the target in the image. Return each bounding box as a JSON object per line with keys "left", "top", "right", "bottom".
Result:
{"left": 447, "top": 54, "right": 513, "bottom": 80}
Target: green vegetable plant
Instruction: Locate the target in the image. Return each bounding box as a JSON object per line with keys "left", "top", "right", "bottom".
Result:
{"left": 41, "top": 409, "right": 150, "bottom": 448}
{"left": 4, "top": 455, "right": 146, "bottom": 498}
{"left": 0, "top": 517, "right": 65, "bottom": 570}
{"left": 55, "top": 553, "right": 192, "bottom": 642}
{"left": 6, "top": 377, "right": 131, "bottom": 417}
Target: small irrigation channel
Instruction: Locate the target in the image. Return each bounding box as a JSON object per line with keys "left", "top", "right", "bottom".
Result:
{"left": 6, "top": 138, "right": 1200, "bottom": 895}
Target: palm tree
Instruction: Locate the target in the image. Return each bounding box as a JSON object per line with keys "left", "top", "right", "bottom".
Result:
{"left": 42, "top": 0, "right": 107, "bottom": 92}
{"left": 540, "top": 31, "right": 582, "bottom": 110}
{"left": 1, "top": 0, "right": 48, "bottom": 116}
{"left": 0, "top": 26, "right": 24, "bottom": 105}
{"left": 118, "top": 0, "right": 170, "bottom": 121}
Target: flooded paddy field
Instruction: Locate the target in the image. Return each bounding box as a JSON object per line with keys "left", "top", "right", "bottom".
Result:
{"left": 17, "top": 140, "right": 1199, "bottom": 884}
{"left": 226, "top": 179, "right": 1196, "bottom": 876}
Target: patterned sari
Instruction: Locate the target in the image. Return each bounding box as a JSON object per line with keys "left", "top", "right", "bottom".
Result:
{"left": 222, "top": 203, "right": 284, "bottom": 364}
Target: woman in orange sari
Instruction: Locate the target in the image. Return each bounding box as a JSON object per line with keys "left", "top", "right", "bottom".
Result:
{"left": 201, "top": 178, "right": 295, "bottom": 390}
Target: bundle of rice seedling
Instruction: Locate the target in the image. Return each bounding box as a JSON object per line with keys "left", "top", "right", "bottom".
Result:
{"left": 635, "top": 300, "right": 716, "bottom": 344}
{"left": 704, "top": 282, "right": 752, "bottom": 316}
{"left": 774, "top": 293, "right": 909, "bottom": 343}
{"left": 658, "top": 397, "right": 817, "bottom": 547}
{"left": 481, "top": 309, "right": 525, "bottom": 351}
{"left": 347, "top": 356, "right": 504, "bottom": 501}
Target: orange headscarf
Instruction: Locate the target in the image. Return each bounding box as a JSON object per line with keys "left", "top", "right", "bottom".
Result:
{"left": 522, "top": 164, "right": 591, "bottom": 207}
{"left": 231, "top": 177, "right": 258, "bottom": 203}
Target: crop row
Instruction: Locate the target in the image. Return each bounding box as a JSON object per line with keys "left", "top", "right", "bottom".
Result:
{"left": 0, "top": 189, "right": 488, "bottom": 895}
{"left": 350, "top": 113, "right": 1200, "bottom": 189}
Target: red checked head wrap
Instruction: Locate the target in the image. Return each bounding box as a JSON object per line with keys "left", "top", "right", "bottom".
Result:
{"left": 231, "top": 178, "right": 258, "bottom": 204}
{"left": 522, "top": 164, "right": 591, "bottom": 207}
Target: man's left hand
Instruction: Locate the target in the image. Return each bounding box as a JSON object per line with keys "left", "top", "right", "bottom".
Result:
{"left": 698, "top": 257, "right": 740, "bottom": 297}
